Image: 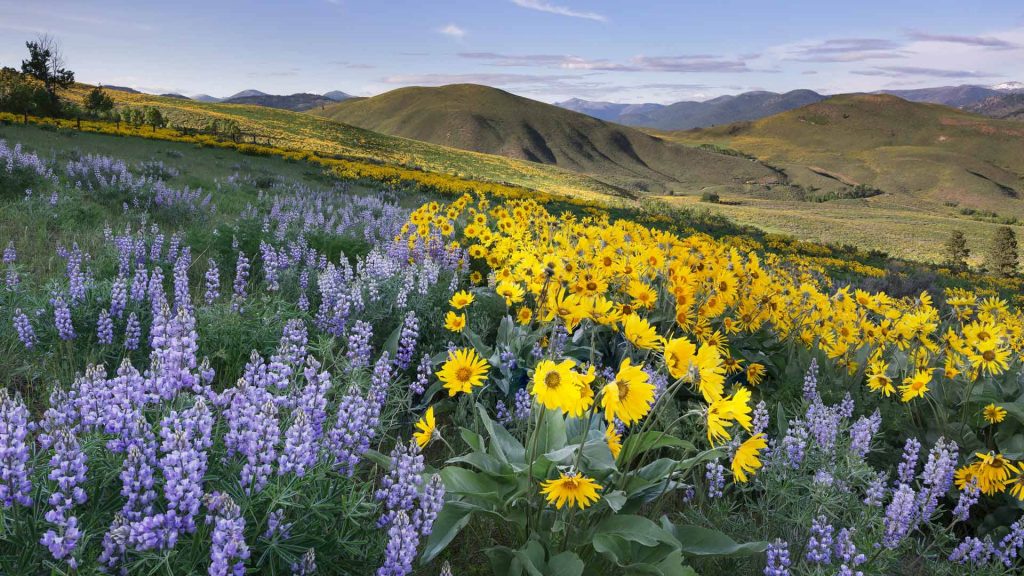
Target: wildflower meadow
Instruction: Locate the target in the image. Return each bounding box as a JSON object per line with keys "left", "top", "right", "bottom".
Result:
{"left": 1, "top": 124, "right": 1024, "bottom": 576}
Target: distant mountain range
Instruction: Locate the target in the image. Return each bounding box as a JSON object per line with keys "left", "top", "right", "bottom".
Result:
{"left": 185, "top": 89, "right": 354, "bottom": 111}
{"left": 557, "top": 90, "right": 826, "bottom": 130}
{"left": 311, "top": 83, "right": 780, "bottom": 195}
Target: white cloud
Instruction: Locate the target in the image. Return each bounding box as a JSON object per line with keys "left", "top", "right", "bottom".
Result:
{"left": 437, "top": 24, "right": 466, "bottom": 39}
{"left": 510, "top": 0, "right": 607, "bottom": 22}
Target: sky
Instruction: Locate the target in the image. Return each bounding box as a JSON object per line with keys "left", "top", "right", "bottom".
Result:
{"left": 2, "top": 0, "right": 1023, "bottom": 104}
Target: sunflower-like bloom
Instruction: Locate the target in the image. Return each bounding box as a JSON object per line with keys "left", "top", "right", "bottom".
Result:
{"left": 623, "top": 313, "right": 662, "bottom": 350}
{"left": 706, "top": 387, "right": 753, "bottom": 445}
{"left": 983, "top": 403, "right": 1007, "bottom": 425}
{"left": 414, "top": 406, "right": 436, "bottom": 449}
{"left": 663, "top": 337, "right": 726, "bottom": 402}
{"left": 496, "top": 280, "right": 525, "bottom": 306}
{"left": 969, "top": 341, "right": 1010, "bottom": 377}
{"left": 956, "top": 452, "right": 1020, "bottom": 495}
{"left": 444, "top": 311, "right": 466, "bottom": 333}
{"left": 438, "top": 348, "right": 490, "bottom": 397}
{"left": 567, "top": 365, "right": 596, "bottom": 418}
{"left": 899, "top": 369, "right": 931, "bottom": 403}
{"left": 449, "top": 290, "right": 475, "bottom": 309}
{"left": 605, "top": 424, "right": 622, "bottom": 459}
{"left": 540, "top": 471, "right": 602, "bottom": 509}
{"left": 532, "top": 359, "right": 583, "bottom": 413}
{"left": 745, "top": 363, "right": 767, "bottom": 386}
{"left": 866, "top": 359, "right": 895, "bottom": 397}
{"left": 601, "top": 358, "right": 655, "bottom": 425}
{"left": 731, "top": 433, "right": 768, "bottom": 483}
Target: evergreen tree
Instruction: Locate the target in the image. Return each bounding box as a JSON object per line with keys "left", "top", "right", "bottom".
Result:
{"left": 144, "top": 106, "right": 165, "bottom": 132}
{"left": 944, "top": 229, "right": 970, "bottom": 270}
{"left": 987, "top": 226, "right": 1019, "bottom": 278}
{"left": 20, "top": 35, "right": 74, "bottom": 111}
{"left": 84, "top": 86, "right": 114, "bottom": 115}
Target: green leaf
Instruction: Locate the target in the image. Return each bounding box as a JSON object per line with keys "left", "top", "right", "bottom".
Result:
{"left": 447, "top": 452, "right": 506, "bottom": 475}
{"left": 478, "top": 404, "right": 526, "bottom": 465}
{"left": 619, "top": 432, "right": 695, "bottom": 464}
{"left": 593, "top": 514, "right": 679, "bottom": 548}
{"left": 535, "top": 408, "right": 568, "bottom": 456}
{"left": 419, "top": 502, "right": 475, "bottom": 564}
{"left": 547, "top": 552, "right": 584, "bottom": 576}
{"left": 662, "top": 520, "right": 768, "bottom": 558}
{"left": 440, "top": 466, "right": 504, "bottom": 499}
{"left": 603, "top": 489, "right": 627, "bottom": 512}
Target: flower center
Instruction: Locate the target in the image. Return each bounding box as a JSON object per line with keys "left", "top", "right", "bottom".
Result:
{"left": 456, "top": 367, "right": 472, "bottom": 382}
{"left": 544, "top": 371, "right": 561, "bottom": 389}
{"left": 983, "top": 350, "right": 996, "bottom": 362}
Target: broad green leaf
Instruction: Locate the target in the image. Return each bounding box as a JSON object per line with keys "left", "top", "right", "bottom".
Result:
{"left": 440, "top": 466, "right": 504, "bottom": 499}
{"left": 547, "top": 551, "right": 585, "bottom": 576}
{"left": 662, "top": 519, "right": 768, "bottom": 558}
{"left": 460, "top": 427, "right": 485, "bottom": 453}
{"left": 593, "top": 514, "right": 679, "bottom": 548}
{"left": 603, "top": 489, "right": 627, "bottom": 512}
{"left": 419, "top": 502, "right": 475, "bottom": 564}
{"left": 478, "top": 403, "right": 526, "bottom": 465}
{"left": 620, "top": 432, "right": 695, "bottom": 464}
{"left": 535, "top": 408, "right": 568, "bottom": 456}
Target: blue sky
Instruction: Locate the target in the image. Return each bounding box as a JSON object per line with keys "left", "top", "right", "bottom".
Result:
{"left": 2, "top": 0, "right": 1023, "bottom": 103}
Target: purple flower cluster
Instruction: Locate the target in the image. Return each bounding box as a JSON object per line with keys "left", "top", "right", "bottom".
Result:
{"left": 764, "top": 539, "right": 791, "bottom": 576}
{"left": 882, "top": 482, "right": 917, "bottom": 548}
{"left": 376, "top": 440, "right": 425, "bottom": 528}
{"left": 13, "top": 308, "right": 36, "bottom": 349}
{"left": 896, "top": 437, "right": 921, "bottom": 484}
{"left": 0, "top": 390, "right": 33, "bottom": 507}
{"left": 411, "top": 353, "right": 432, "bottom": 396}
{"left": 848, "top": 410, "right": 881, "bottom": 459}
{"left": 53, "top": 295, "right": 75, "bottom": 340}
{"left": 705, "top": 460, "right": 725, "bottom": 498}
{"left": 805, "top": 515, "right": 833, "bottom": 564}
{"left": 232, "top": 251, "right": 250, "bottom": 311}
{"left": 206, "top": 492, "right": 250, "bottom": 576}
{"left": 394, "top": 311, "right": 419, "bottom": 370}
{"left": 802, "top": 358, "right": 819, "bottom": 402}
{"left": 40, "top": 428, "right": 89, "bottom": 567}
{"left": 918, "top": 437, "right": 958, "bottom": 520}
{"left": 347, "top": 320, "right": 374, "bottom": 369}
{"left": 204, "top": 258, "right": 220, "bottom": 304}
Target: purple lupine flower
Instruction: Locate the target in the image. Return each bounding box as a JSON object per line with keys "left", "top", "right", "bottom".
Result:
{"left": 496, "top": 401, "right": 512, "bottom": 426}
{"left": 764, "top": 540, "right": 791, "bottom": 576}
{"left": 172, "top": 246, "right": 192, "bottom": 311}
{"left": 414, "top": 474, "right": 445, "bottom": 537}
{"left": 232, "top": 251, "right": 250, "bottom": 311}
{"left": 292, "top": 549, "right": 317, "bottom": 576}
{"left": 813, "top": 469, "right": 834, "bottom": 487}
{"left": 97, "top": 309, "right": 114, "bottom": 345}
{"left": 376, "top": 440, "right": 425, "bottom": 527}
{"left": 645, "top": 365, "right": 669, "bottom": 401}
{"left": 148, "top": 304, "right": 199, "bottom": 399}
{"left": 126, "top": 511, "right": 180, "bottom": 551}
{"left": 949, "top": 536, "right": 995, "bottom": 565}
{"left": 150, "top": 231, "right": 165, "bottom": 263}
{"left": 278, "top": 410, "right": 317, "bottom": 478}
{"left": 267, "top": 319, "right": 308, "bottom": 387}
{"left": 204, "top": 258, "right": 220, "bottom": 305}
{"left": 130, "top": 266, "right": 148, "bottom": 302}
{"left": 848, "top": 410, "right": 881, "bottom": 459}
{"left": 40, "top": 428, "right": 88, "bottom": 566}
{"left": 953, "top": 478, "right": 979, "bottom": 522}
{"left": 997, "top": 519, "right": 1024, "bottom": 567}
{"left": 411, "top": 353, "right": 431, "bottom": 396}
{"left": 260, "top": 241, "right": 280, "bottom": 292}
{"left": 513, "top": 388, "right": 532, "bottom": 422}
{"left": 752, "top": 400, "right": 769, "bottom": 435}
{"left": 806, "top": 400, "right": 841, "bottom": 452}
{"left": 838, "top": 393, "right": 855, "bottom": 419}
{"left": 3, "top": 241, "right": 17, "bottom": 289}
{"left": 206, "top": 492, "right": 250, "bottom": 576}
{"left": 167, "top": 232, "right": 182, "bottom": 265}
{"left": 806, "top": 515, "right": 834, "bottom": 564}
{"left": 110, "top": 273, "right": 128, "bottom": 318}
{"left": 263, "top": 509, "right": 293, "bottom": 541}
{"left": 223, "top": 375, "right": 279, "bottom": 495}
{"left": 12, "top": 309, "right": 36, "bottom": 349}
{"left": 346, "top": 320, "right": 374, "bottom": 369}
{"left": 297, "top": 268, "right": 310, "bottom": 311}
{"left": 298, "top": 358, "right": 330, "bottom": 438}
{"left": 377, "top": 510, "right": 418, "bottom": 576}
{"left": 705, "top": 460, "right": 725, "bottom": 499}
{"left": 918, "top": 437, "right": 957, "bottom": 520}
{"left": 394, "top": 311, "right": 419, "bottom": 370}
{"left": 124, "top": 312, "right": 141, "bottom": 350}
{"left": 157, "top": 399, "right": 212, "bottom": 535}
{"left": 0, "top": 390, "right": 33, "bottom": 507}
{"left": 780, "top": 420, "right": 808, "bottom": 469}
{"left": 802, "top": 358, "right": 819, "bottom": 402}
{"left": 53, "top": 296, "right": 75, "bottom": 340}
{"left": 65, "top": 244, "right": 89, "bottom": 304}
{"left": 834, "top": 528, "right": 866, "bottom": 571}
{"left": 864, "top": 472, "right": 887, "bottom": 507}
{"left": 896, "top": 437, "right": 921, "bottom": 485}
{"left": 120, "top": 440, "right": 158, "bottom": 522}
{"left": 882, "top": 482, "right": 917, "bottom": 548}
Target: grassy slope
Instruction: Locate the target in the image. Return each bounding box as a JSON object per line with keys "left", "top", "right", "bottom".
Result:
{"left": 66, "top": 85, "right": 627, "bottom": 202}
{"left": 310, "top": 84, "right": 780, "bottom": 195}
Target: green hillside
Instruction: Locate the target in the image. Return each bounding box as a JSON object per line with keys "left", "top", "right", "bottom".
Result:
{"left": 311, "top": 84, "right": 780, "bottom": 195}
{"left": 663, "top": 94, "right": 1024, "bottom": 211}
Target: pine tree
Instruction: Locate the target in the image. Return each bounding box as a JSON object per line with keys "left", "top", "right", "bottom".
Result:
{"left": 987, "top": 226, "right": 1019, "bottom": 278}
{"left": 944, "top": 229, "right": 970, "bottom": 270}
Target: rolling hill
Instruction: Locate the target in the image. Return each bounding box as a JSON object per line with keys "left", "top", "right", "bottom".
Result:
{"left": 663, "top": 94, "right": 1024, "bottom": 208}
{"left": 223, "top": 92, "right": 342, "bottom": 112}
{"left": 555, "top": 90, "right": 825, "bottom": 130}
{"left": 965, "top": 93, "right": 1024, "bottom": 121}
{"left": 875, "top": 85, "right": 1001, "bottom": 108}
{"left": 311, "top": 84, "right": 780, "bottom": 194}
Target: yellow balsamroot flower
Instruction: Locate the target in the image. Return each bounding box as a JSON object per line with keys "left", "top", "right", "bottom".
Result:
{"left": 567, "top": 365, "right": 596, "bottom": 418}
{"left": 899, "top": 369, "right": 932, "bottom": 403}
{"left": 706, "top": 387, "right": 753, "bottom": 445}
{"left": 731, "top": 433, "right": 768, "bottom": 483}
{"left": 496, "top": 280, "right": 525, "bottom": 306}
{"left": 627, "top": 280, "right": 658, "bottom": 309}
{"left": 516, "top": 306, "right": 533, "bottom": 325}
{"left": 746, "top": 363, "right": 766, "bottom": 386}
{"left": 414, "top": 407, "right": 436, "bottom": 449}
{"left": 866, "top": 359, "right": 895, "bottom": 397}
{"left": 1009, "top": 470, "right": 1024, "bottom": 500}
{"left": 663, "top": 337, "right": 726, "bottom": 402}
{"left": 983, "top": 403, "right": 1007, "bottom": 424}
{"left": 622, "top": 313, "right": 662, "bottom": 350}
{"left": 540, "top": 471, "right": 602, "bottom": 510}
{"left": 444, "top": 311, "right": 467, "bottom": 333}
{"left": 469, "top": 271, "right": 483, "bottom": 285}
{"left": 960, "top": 452, "right": 1021, "bottom": 496}
{"left": 532, "top": 359, "right": 582, "bottom": 413}
{"left": 438, "top": 348, "right": 490, "bottom": 397}
{"left": 605, "top": 424, "right": 622, "bottom": 459}
{"left": 449, "top": 290, "right": 475, "bottom": 309}
{"left": 969, "top": 341, "right": 1010, "bottom": 377}
{"left": 601, "top": 358, "right": 655, "bottom": 425}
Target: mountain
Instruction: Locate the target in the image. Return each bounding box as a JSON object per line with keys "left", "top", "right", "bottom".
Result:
{"left": 664, "top": 94, "right": 1024, "bottom": 212}
{"left": 160, "top": 93, "right": 189, "bottom": 100}
{"left": 875, "top": 85, "right": 1000, "bottom": 107}
{"left": 556, "top": 90, "right": 825, "bottom": 130}
{"left": 312, "top": 83, "right": 780, "bottom": 195}
{"left": 965, "top": 93, "right": 1024, "bottom": 121}
{"left": 222, "top": 92, "right": 340, "bottom": 112}
{"left": 225, "top": 89, "right": 268, "bottom": 100}
{"left": 191, "top": 94, "right": 221, "bottom": 103}
{"left": 992, "top": 81, "right": 1024, "bottom": 92}
{"left": 554, "top": 98, "right": 664, "bottom": 122}
{"left": 323, "top": 90, "right": 353, "bottom": 101}
{"left": 103, "top": 85, "right": 141, "bottom": 94}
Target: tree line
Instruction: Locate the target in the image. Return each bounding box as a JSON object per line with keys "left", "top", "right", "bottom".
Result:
{"left": 944, "top": 226, "right": 1020, "bottom": 278}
